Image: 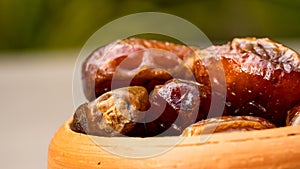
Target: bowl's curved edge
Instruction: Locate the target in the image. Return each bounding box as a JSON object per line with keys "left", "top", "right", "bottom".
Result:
{"left": 48, "top": 117, "right": 300, "bottom": 169}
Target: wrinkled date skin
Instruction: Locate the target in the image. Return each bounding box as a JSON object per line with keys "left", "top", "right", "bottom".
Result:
{"left": 72, "top": 37, "right": 300, "bottom": 137}
{"left": 82, "top": 38, "right": 197, "bottom": 101}
{"left": 181, "top": 116, "right": 276, "bottom": 136}
{"left": 141, "top": 79, "right": 207, "bottom": 136}
{"left": 71, "top": 86, "right": 150, "bottom": 136}
{"left": 194, "top": 38, "right": 300, "bottom": 126}
{"left": 71, "top": 79, "right": 208, "bottom": 137}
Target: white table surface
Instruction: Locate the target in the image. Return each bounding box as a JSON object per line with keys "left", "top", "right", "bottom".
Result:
{"left": 0, "top": 41, "right": 299, "bottom": 169}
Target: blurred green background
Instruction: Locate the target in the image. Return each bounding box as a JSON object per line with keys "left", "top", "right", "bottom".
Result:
{"left": 0, "top": 1, "right": 299, "bottom": 168}
{"left": 0, "top": 0, "right": 299, "bottom": 52}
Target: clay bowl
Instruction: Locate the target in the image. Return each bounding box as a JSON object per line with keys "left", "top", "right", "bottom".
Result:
{"left": 48, "top": 118, "right": 300, "bottom": 169}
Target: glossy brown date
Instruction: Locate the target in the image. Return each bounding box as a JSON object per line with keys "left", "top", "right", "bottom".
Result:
{"left": 194, "top": 38, "right": 300, "bottom": 126}
{"left": 181, "top": 116, "right": 276, "bottom": 136}
{"left": 71, "top": 79, "right": 207, "bottom": 137}
{"left": 73, "top": 37, "right": 300, "bottom": 137}
{"left": 82, "top": 38, "right": 197, "bottom": 101}
{"left": 143, "top": 78, "right": 206, "bottom": 136}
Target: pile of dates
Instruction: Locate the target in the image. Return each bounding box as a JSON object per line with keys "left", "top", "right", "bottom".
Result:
{"left": 71, "top": 38, "right": 300, "bottom": 137}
